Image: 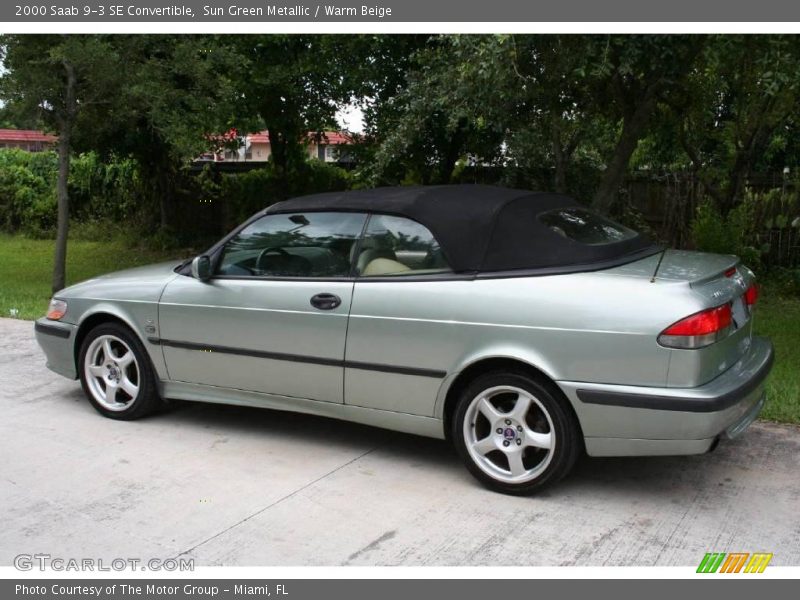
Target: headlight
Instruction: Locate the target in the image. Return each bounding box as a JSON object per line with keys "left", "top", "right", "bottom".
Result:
{"left": 46, "top": 298, "right": 68, "bottom": 321}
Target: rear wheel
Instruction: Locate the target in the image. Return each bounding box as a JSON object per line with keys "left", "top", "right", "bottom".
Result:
{"left": 452, "top": 371, "right": 581, "bottom": 494}
{"left": 78, "top": 323, "right": 161, "bottom": 420}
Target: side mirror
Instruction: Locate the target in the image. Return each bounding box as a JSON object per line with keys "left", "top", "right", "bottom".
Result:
{"left": 191, "top": 255, "right": 212, "bottom": 281}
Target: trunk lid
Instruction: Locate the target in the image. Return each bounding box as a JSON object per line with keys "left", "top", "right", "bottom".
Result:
{"left": 609, "top": 249, "right": 738, "bottom": 284}
{"left": 605, "top": 249, "right": 756, "bottom": 387}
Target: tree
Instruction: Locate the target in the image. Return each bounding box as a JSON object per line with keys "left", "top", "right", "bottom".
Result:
{"left": 0, "top": 35, "right": 122, "bottom": 293}
{"left": 669, "top": 35, "right": 800, "bottom": 214}
{"left": 584, "top": 35, "right": 704, "bottom": 213}
{"left": 368, "top": 35, "right": 507, "bottom": 185}
{"left": 232, "top": 36, "right": 370, "bottom": 197}
{"left": 86, "top": 35, "right": 245, "bottom": 230}
{"left": 367, "top": 35, "right": 703, "bottom": 211}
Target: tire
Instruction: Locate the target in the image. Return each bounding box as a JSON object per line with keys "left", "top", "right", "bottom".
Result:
{"left": 452, "top": 371, "right": 581, "bottom": 495}
{"left": 78, "top": 322, "right": 162, "bottom": 420}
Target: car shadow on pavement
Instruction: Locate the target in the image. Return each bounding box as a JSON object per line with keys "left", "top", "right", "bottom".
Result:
{"left": 58, "top": 385, "right": 793, "bottom": 497}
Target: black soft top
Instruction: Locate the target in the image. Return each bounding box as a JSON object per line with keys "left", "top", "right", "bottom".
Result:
{"left": 267, "top": 185, "right": 657, "bottom": 274}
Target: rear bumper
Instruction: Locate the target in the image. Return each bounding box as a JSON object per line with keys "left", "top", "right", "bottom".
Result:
{"left": 557, "top": 336, "right": 774, "bottom": 456}
{"left": 34, "top": 318, "right": 78, "bottom": 379}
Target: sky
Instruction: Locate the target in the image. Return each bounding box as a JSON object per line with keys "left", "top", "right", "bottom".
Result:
{"left": 336, "top": 103, "right": 365, "bottom": 133}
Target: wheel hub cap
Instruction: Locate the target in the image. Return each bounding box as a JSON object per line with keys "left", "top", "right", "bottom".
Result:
{"left": 106, "top": 364, "right": 120, "bottom": 382}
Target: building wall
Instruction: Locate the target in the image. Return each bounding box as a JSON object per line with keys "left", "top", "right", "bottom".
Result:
{"left": 221, "top": 140, "right": 342, "bottom": 163}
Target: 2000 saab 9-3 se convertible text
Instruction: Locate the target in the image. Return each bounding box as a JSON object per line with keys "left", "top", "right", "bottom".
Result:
{"left": 35, "top": 185, "right": 774, "bottom": 494}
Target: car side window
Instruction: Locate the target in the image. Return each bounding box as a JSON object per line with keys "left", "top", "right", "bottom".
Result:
{"left": 356, "top": 214, "right": 452, "bottom": 277}
{"left": 216, "top": 212, "right": 367, "bottom": 278}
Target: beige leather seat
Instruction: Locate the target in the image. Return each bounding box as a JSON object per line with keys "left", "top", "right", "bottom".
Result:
{"left": 362, "top": 257, "right": 411, "bottom": 276}
{"left": 350, "top": 238, "right": 397, "bottom": 274}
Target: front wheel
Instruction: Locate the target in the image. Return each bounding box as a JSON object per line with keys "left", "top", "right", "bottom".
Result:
{"left": 452, "top": 372, "right": 581, "bottom": 495}
{"left": 78, "top": 323, "right": 162, "bottom": 420}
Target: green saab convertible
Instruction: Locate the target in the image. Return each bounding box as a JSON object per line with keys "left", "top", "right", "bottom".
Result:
{"left": 35, "top": 185, "right": 773, "bottom": 494}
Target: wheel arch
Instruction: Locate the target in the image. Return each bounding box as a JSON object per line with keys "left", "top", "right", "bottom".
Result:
{"left": 440, "top": 355, "right": 584, "bottom": 442}
{"left": 73, "top": 306, "right": 156, "bottom": 375}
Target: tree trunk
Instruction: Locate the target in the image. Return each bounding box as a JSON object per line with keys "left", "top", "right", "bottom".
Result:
{"left": 267, "top": 129, "right": 288, "bottom": 173}
{"left": 267, "top": 128, "right": 291, "bottom": 199}
{"left": 591, "top": 97, "right": 656, "bottom": 215}
{"left": 52, "top": 61, "right": 76, "bottom": 295}
{"left": 158, "top": 167, "right": 171, "bottom": 230}
{"left": 439, "top": 121, "right": 467, "bottom": 184}
{"left": 719, "top": 122, "right": 772, "bottom": 215}
{"left": 551, "top": 118, "right": 568, "bottom": 194}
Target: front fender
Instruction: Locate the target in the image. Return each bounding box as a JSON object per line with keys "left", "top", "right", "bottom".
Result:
{"left": 72, "top": 301, "right": 168, "bottom": 381}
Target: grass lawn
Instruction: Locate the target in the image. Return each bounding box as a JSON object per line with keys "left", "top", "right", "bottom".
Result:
{"left": 753, "top": 291, "right": 800, "bottom": 424}
{"left": 0, "top": 233, "right": 183, "bottom": 320}
{"left": 1, "top": 233, "right": 797, "bottom": 424}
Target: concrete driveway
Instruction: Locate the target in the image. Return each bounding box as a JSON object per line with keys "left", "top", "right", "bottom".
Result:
{"left": 2, "top": 317, "right": 799, "bottom": 566}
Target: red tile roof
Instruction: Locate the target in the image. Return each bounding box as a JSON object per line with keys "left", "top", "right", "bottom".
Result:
{"left": 0, "top": 129, "right": 57, "bottom": 143}
{"left": 248, "top": 130, "right": 270, "bottom": 143}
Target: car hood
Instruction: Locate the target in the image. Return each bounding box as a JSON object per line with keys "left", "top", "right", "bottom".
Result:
{"left": 56, "top": 260, "right": 184, "bottom": 301}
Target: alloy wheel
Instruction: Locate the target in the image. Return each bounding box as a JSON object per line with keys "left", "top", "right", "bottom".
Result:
{"left": 83, "top": 334, "right": 140, "bottom": 411}
{"left": 462, "top": 385, "right": 555, "bottom": 484}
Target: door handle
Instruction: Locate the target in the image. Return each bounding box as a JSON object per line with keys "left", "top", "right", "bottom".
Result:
{"left": 310, "top": 293, "right": 342, "bottom": 310}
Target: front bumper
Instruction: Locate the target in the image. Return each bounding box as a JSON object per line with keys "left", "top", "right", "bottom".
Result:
{"left": 34, "top": 318, "right": 78, "bottom": 379}
{"left": 558, "top": 336, "right": 774, "bottom": 457}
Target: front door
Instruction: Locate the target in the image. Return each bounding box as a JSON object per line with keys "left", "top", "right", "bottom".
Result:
{"left": 345, "top": 214, "right": 455, "bottom": 416}
{"left": 158, "top": 211, "right": 367, "bottom": 403}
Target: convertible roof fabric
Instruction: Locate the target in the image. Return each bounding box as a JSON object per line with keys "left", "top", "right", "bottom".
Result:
{"left": 267, "top": 185, "right": 657, "bottom": 273}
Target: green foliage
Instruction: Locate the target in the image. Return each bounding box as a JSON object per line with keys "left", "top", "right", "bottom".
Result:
{"left": 0, "top": 149, "right": 144, "bottom": 236}
{"left": 0, "top": 35, "right": 124, "bottom": 140}
{"left": 230, "top": 35, "right": 375, "bottom": 194}
{"left": 691, "top": 198, "right": 761, "bottom": 267}
{"left": 657, "top": 36, "right": 800, "bottom": 212}
{"left": 0, "top": 148, "right": 349, "bottom": 246}
{"left": 68, "top": 152, "right": 143, "bottom": 221}
{"left": 695, "top": 186, "right": 800, "bottom": 271}
{"left": 3, "top": 33, "right": 800, "bottom": 259}
{"left": 0, "top": 149, "right": 57, "bottom": 236}
{"left": 217, "top": 161, "right": 350, "bottom": 226}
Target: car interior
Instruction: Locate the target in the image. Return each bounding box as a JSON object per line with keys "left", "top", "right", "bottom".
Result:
{"left": 217, "top": 214, "right": 452, "bottom": 278}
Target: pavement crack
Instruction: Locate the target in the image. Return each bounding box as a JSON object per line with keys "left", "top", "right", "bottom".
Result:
{"left": 345, "top": 529, "right": 397, "bottom": 564}
{"left": 177, "top": 446, "right": 379, "bottom": 559}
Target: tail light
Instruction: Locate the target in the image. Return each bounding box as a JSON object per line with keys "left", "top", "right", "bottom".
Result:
{"left": 658, "top": 304, "right": 732, "bottom": 349}
{"left": 744, "top": 284, "right": 759, "bottom": 306}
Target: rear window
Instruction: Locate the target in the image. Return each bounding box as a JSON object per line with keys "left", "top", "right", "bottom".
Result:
{"left": 539, "top": 208, "right": 637, "bottom": 245}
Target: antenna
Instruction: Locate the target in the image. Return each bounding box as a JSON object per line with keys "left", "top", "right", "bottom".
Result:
{"left": 650, "top": 248, "right": 667, "bottom": 283}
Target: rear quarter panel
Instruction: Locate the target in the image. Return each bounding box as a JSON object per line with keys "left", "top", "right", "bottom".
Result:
{"left": 346, "top": 272, "right": 705, "bottom": 418}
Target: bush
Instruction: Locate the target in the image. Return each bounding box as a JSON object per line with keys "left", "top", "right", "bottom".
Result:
{"left": 292, "top": 159, "right": 350, "bottom": 196}
{"left": 691, "top": 198, "right": 762, "bottom": 268}
{"left": 216, "top": 160, "right": 351, "bottom": 227}
{"left": 0, "top": 148, "right": 351, "bottom": 245}
{"left": 0, "top": 149, "right": 57, "bottom": 236}
{"left": 0, "top": 149, "right": 144, "bottom": 237}
{"left": 69, "top": 152, "right": 143, "bottom": 222}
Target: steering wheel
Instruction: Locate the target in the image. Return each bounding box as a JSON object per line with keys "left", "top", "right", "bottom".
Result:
{"left": 256, "top": 246, "right": 289, "bottom": 272}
